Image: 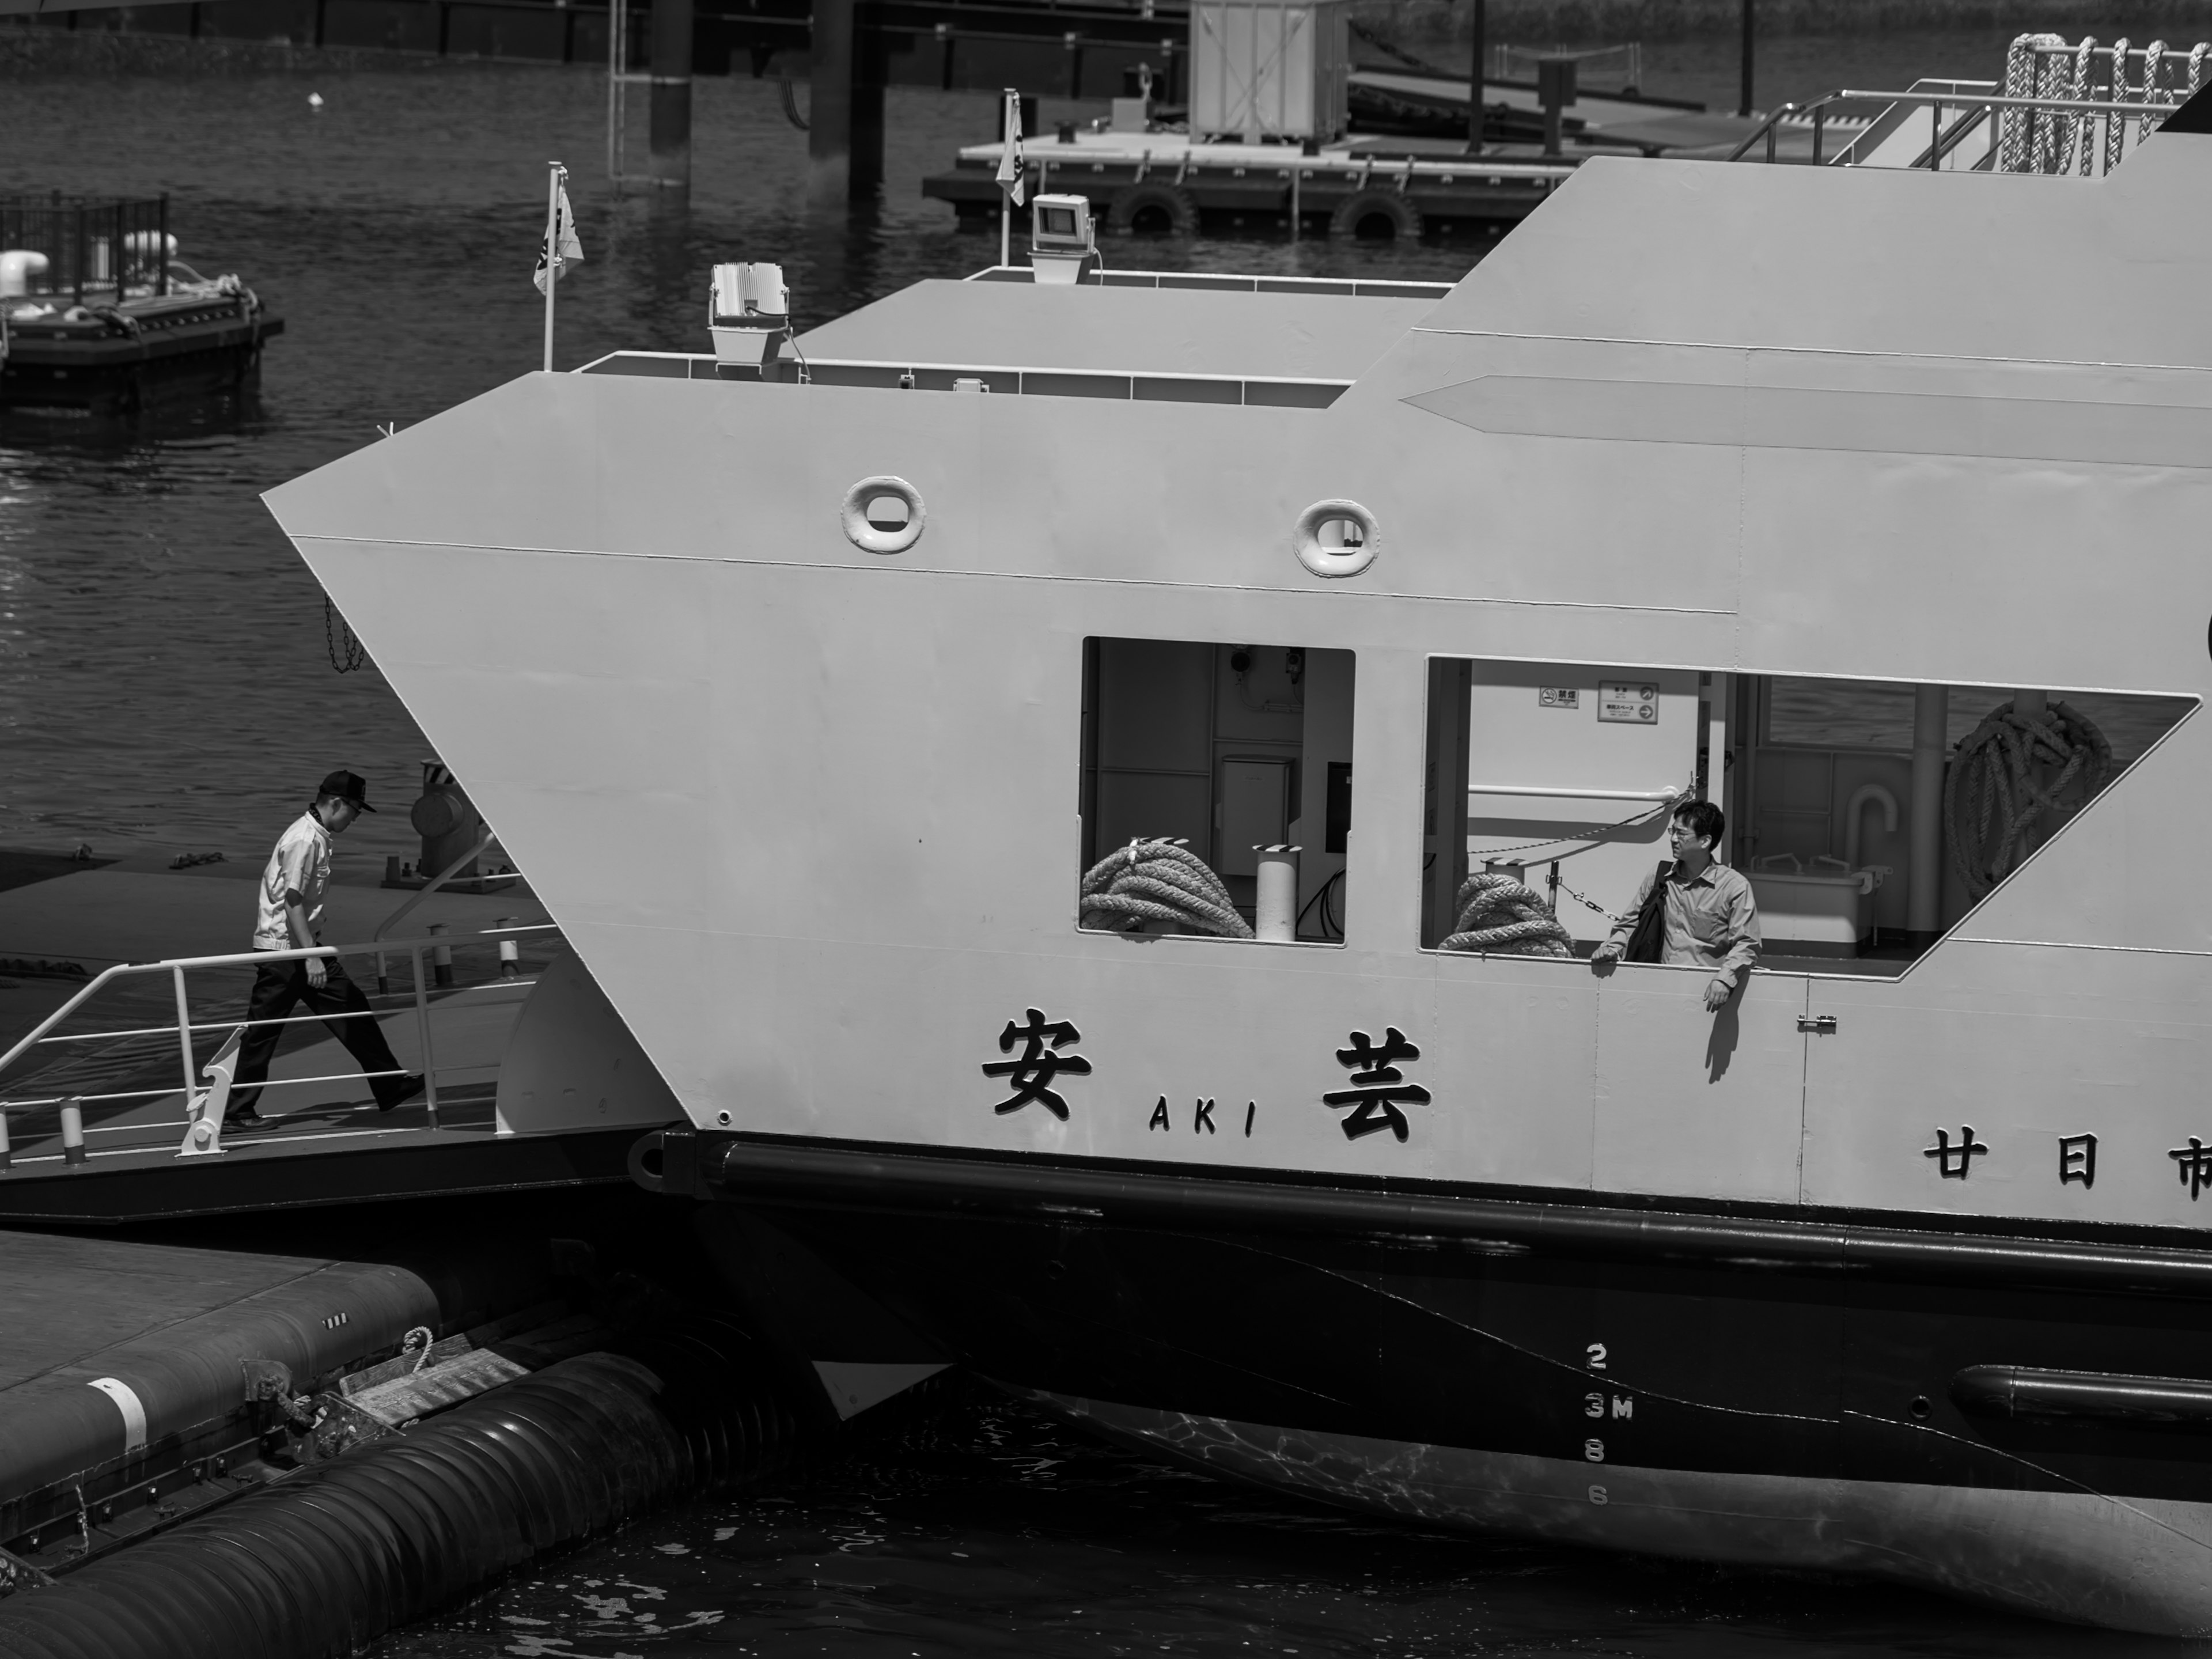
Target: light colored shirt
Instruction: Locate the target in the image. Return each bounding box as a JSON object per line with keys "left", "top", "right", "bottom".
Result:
{"left": 1606, "top": 860, "right": 1762, "bottom": 988}
{"left": 252, "top": 812, "right": 332, "bottom": 950}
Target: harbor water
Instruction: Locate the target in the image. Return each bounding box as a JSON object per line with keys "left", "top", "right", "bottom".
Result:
{"left": 1, "top": 40, "right": 2192, "bottom": 1657}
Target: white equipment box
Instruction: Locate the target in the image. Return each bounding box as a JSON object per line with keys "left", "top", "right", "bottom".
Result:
{"left": 1190, "top": 0, "right": 1350, "bottom": 142}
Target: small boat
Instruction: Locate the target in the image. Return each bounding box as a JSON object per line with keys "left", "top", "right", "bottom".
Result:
{"left": 268, "top": 54, "right": 2212, "bottom": 1635}
{"left": 1, "top": 195, "right": 281, "bottom": 419}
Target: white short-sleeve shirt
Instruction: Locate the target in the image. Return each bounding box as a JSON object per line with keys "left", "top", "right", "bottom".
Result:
{"left": 252, "top": 812, "right": 333, "bottom": 950}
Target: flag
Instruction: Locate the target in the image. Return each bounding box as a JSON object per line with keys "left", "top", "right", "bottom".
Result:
{"left": 533, "top": 185, "right": 584, "bottom": 294}
{"left": 994, "top": 89, "right": 1026, "bottom": 208}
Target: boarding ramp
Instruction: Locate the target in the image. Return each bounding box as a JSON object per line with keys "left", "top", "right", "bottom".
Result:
{"left": 1730, "top": 34, "right": 2209, "bottom": 171}
{"left": 0, "top": 915, "right": 681, "bottom": 1221}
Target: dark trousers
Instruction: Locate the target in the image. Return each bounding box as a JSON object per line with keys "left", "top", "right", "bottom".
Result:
{"left": 229, "top": 957, "right": 402, "bottom": 1115}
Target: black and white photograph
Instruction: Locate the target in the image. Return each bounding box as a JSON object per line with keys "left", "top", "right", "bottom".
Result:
{"left": 2, "top": 0, "right": 2211, "bottom": 1651}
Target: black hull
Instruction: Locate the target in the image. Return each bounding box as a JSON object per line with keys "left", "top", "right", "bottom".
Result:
{"left": 652, "top": 1130, "right": 2212, "bottom": 1634}
{"left": 1, "top": 313, "right": 279, "bottom": 417}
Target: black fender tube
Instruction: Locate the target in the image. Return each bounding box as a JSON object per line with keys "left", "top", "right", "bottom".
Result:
{"left": 0, "top": 1344, "right": 801, "bottom": 1659}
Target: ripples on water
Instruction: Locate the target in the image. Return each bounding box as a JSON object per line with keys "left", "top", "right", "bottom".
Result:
{"left": 377, "top": 1388, "right": 2169, "bottom": 1658}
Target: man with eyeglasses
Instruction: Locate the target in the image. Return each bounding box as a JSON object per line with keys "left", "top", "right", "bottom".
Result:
{"left": 1592, "top": 800, "right": 1760, "bottom": 1012}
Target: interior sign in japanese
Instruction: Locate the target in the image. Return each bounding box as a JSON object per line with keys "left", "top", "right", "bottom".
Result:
{"left": 1539, "top": 687, "right": 1580, "bottom": 709}
{"left": 1597, "top": 682, "right": 1659, "bottom": 724}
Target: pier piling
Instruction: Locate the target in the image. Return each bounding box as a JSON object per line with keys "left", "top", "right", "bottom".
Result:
{"left": 808, "top": 0, "right": 885, "bottom": 204}
{"left": 647, "top": 0, "right": 693, "bottom": 190}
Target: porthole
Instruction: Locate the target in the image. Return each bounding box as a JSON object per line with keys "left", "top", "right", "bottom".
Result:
{"left": 841, "top": 475, "right": 926, "bottom": 555}
{"left": 1293, "top": 498, "right": 1380, "bottom": 579}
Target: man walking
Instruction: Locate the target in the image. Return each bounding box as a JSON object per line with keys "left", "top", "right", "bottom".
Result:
{"left": 226, "top": 770, "right": 423, "bottom": 1128}
{"left": 1592, "top": 800, "right": 1760, "bottom": 1012}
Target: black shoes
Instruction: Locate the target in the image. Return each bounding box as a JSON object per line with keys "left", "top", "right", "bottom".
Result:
{"left": 374, "top": 1074, "right": 428, "bottom": 1112}
{"left": 222, "top": 1107, "right": 265, "bottom": 1132}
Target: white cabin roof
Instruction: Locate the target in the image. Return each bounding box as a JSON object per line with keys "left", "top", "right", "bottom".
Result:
{"left": 791, "top": 279, "right": 1444, "bottom": 384}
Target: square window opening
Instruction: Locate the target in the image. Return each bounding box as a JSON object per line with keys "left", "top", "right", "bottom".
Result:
{"left": 1080, "top": 638, "right": 1354, "bottom": 944}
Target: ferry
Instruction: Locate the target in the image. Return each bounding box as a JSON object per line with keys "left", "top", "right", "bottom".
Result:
{"left": 264, "top": 57, "right": 2212, "bottom": 1634}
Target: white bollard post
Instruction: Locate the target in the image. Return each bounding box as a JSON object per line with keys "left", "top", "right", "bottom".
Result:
{"left": 0, "top": 1110, "right": 10, "bottom": 1173}
{"left": 60, "top": 1099, "right": 86, "bottom": 1167}
{"left": 494, "top": 917, "right": 520, "bottom": 979}
{"left": 430, "top": 922, "right": 453, "bottom": 988}
{"left": 1255, "top": 846, "right": 1300, "bottom": 943}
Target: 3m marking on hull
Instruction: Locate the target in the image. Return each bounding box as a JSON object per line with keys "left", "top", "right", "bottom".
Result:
{"left": 1037, "top": 1393, "right": 2212, "bottom": 1636}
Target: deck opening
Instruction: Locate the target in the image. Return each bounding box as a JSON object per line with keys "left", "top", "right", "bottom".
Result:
{"left": 1419, "top": 658, "right": 2195, "bottom": 974}
{"left": 1080, "top": 638, "right": 1355, "bottom": 944}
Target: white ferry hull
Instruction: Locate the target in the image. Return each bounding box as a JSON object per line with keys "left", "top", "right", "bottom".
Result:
{"left": 266, "top": 83, "right": 2212, "bottom": 1636}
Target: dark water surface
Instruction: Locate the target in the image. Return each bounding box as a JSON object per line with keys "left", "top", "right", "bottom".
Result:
{"left": 377, "top": 1390, "right": 2177, "bottom": 1659}
{"left": 3, "top": 46, "right": 2196, "bottom": 1657}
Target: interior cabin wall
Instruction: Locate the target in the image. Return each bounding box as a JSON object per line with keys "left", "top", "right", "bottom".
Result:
{"left": 1447, "top": 661, "right": 1706, "bottom": 950}
{"left": 1081, "top": 637, "right": 1353, "bottom": 938}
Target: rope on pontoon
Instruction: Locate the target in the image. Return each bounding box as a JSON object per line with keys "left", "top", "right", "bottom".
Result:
{"left": 1944, "top": 699, "right": 2112, "bottom": 900}
{"left": 1080, "top": 838, "right": 1253, "bottom": 938}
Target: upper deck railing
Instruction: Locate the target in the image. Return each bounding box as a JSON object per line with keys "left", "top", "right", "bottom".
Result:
{"left": 0, "top": 196, "right": 173, "bottom": 306}
{"left": 1727, "top": 88, "right": 2180, "bottom": 168}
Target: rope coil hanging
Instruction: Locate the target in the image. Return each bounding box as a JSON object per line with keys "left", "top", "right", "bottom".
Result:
{"left": 1440, "top": 871, "right": 1574, "bottom": 957}
{"left": 1080, "top": 838, "right": 1253, "bottom": 938}
{"left": 1944, "top": 699, "right": 2112, "bottom": 899}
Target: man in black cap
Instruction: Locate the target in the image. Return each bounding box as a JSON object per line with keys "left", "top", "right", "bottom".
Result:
{"left": 226, "top": 770, "right": 424, "bottom": 1128}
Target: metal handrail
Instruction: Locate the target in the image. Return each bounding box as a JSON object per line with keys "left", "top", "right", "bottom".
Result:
{"left": 1726, "top": 86, "right": 2182, "bottom": 163}
{"left": 0, "top": 921, "right": 555, "bottom": 1135}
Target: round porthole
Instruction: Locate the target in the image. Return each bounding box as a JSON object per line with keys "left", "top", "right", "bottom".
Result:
{"left": 841, "top": 476, "right": 926, "bottom": 555}
{"left": 1293, "top": 498, "right": 1379, "bottom": 579}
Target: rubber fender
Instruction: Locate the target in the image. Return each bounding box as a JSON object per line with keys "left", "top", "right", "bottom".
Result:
{"left": 1329, "top": 189, "right": 1422, "bottom": 241}
{"left": 1107, "top": 181, "right": 1199, "bottom": 236}
{"left": 0, "top": 1345, "right": 801, "bottom": 1659}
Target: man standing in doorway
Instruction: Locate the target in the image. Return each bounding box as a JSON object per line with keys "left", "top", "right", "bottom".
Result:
{"left": 1592, "top": 800, "right": 1761, "bottom": 1012}
{"left": 226, "top": 770, "right": 424, "bottom": 1129}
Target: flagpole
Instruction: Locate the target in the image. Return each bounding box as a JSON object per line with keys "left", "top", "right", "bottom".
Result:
{"left": 998, "top": 88, "right": 1018, "bottom": 271}
{"left": 542, "top": 161, "right": 563, "bottom": 373}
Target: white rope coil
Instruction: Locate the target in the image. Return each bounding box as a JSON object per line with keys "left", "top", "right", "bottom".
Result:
{"left": 1080, "top": 838, "right": 1253, "bottom": 938}
{"left": 1944, "top": 700, "right": 2112, "bottom": 900}
{"left": 1440, "top": 872, "right": 1574, "bottom": 958}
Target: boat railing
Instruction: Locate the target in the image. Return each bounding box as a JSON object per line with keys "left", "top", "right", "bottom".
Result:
{"left": 0, "top": 920, "right": 558, "bottom": 1162}
{"left": 0, "top": 196, "right": 173, "bottom": 307}
{"left": 1728, "top": 86, "right": 2186, "bottom": 170}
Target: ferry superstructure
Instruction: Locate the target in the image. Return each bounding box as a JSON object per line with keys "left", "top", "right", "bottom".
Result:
{"left": 266, "top": 88, "right": 2212, "bottom": 1633}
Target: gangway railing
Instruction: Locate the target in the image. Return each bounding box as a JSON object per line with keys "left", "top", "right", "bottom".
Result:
{"left": 1727, "top": 88, "right": 2181, "bottom": 169}
{"left": 0, "top": 921, "right": 555, "bottom": 1162}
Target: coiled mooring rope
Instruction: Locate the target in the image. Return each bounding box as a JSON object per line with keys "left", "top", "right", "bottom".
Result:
{"left": 1080, "top": 838, "right": 1253, "bottom": 938}
{"left": 1944, "top": 699, "right": 2112, "bottom": 900}
{"left": 1440, "top": 871, "right": 1574, "bottom": 957}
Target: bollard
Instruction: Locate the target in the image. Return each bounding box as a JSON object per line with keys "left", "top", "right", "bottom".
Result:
{"left": 0, "top": 1110, "right": 10, "bottom": 1173}
{"left": 60, "top": 1100, "right": 86, "bottom": 1167}
{"left": 494, "top": 918, "right": 520, "bottom": 979}
{"left": 429, "top": 922, "right": 454, "bottom": 988}
{"left": 1255, "top": 846, "right": 1300, "bottom": 944}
